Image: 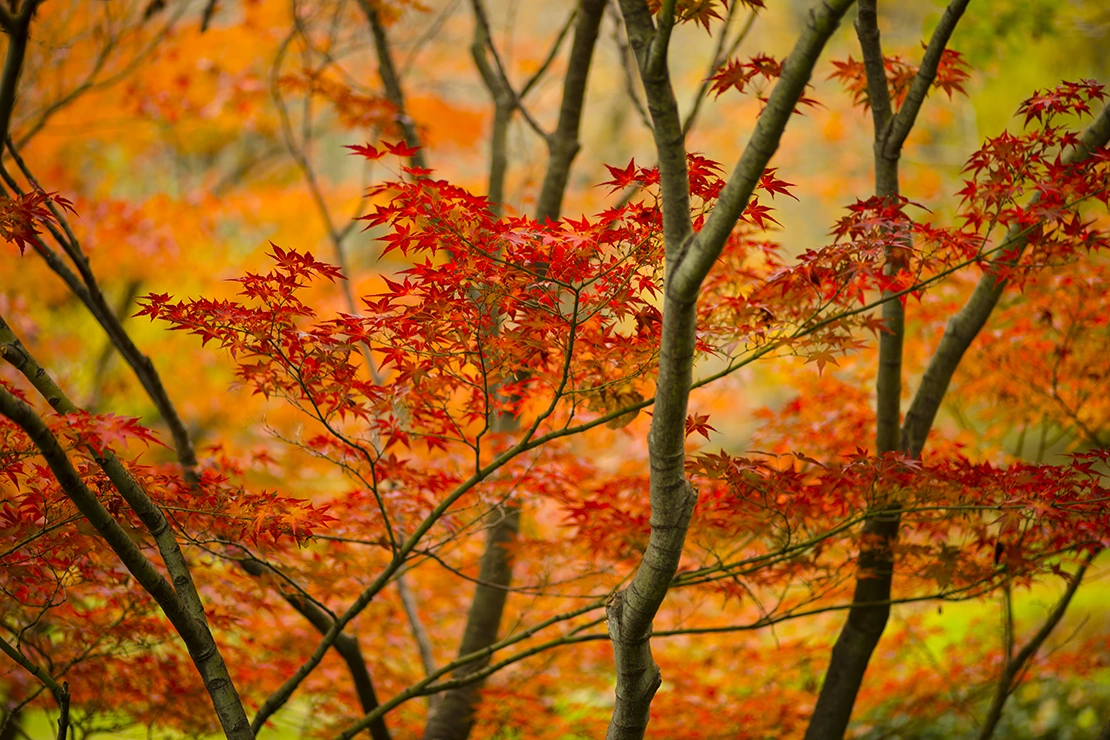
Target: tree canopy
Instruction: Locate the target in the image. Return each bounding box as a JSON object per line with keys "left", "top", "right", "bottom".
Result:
{"left": 2, "top": 1, "right": 1110, "bottom": 739}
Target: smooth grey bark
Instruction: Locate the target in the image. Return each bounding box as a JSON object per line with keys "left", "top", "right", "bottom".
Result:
{"left": 608, "top": 2, "right": 855, "bottom": 738}
{"left": 803, "top": 3, "right": 971, "bottom": 738}
{"left": 421, "top": 506, "right": 520, "bottom": 740}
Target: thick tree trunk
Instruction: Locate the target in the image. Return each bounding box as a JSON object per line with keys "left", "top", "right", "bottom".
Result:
{"left": 803, "top": 3, "right": 970, "bottom": 737}
{"left": 422, "top": 506, "right": 519, "bottom": 740}
{"left": 535, "top": 0, "right": 606, "bottom": 222}
{"left": 419, "top": 3, "right": 606, "bottom": 736}
{"left": 804, "top": 7, "right": 1110, "bottom": 738}
{"left": 607, "top": 1, "right": 855, "bottom": 737}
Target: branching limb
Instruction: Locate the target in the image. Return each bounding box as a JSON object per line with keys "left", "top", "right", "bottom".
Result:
{"left": 0, "top": 387, "right": 252, "bottom": 740}
{"left": 609, "top": 2, "right": 855, "bottom": 738}
{"left": 609, "top": 5, "right": 653, "bottom": 133}
{"left": 0, "top": 314, "right": 208, "bottom": 622}
{"left": 238, "top": 559, "right": 391, "bottom": 740}
{"left": 975, "top": 554, "right": 1094, "bottom": 740}
{"left": 882, "top": 0, "right": 970, "bottom": 156}
{"left": 468, "top": 0, "right": 550, "bottom": 143}
{"left": 808, "top": 8, "right": 1094, "bottom": 739}
{"left": 675, "top": 0, "right": 856, "bottom": 297}
{"left": 519, "top": 6, "right": 578, "bottom": 99}
{"left": 469, "top": 0, "right": 514, "bottom": 212}
{"left": 618, "top": 0, "right": 691, "bottom": 257}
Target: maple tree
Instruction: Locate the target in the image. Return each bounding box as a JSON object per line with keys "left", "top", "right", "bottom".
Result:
{"left": 2, "top": 1, "right": 1110, "bottom": 740}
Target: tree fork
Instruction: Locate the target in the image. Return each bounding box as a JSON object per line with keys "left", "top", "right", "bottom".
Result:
{"left": 610, "top": 2, "right": 855, "bottom": 737}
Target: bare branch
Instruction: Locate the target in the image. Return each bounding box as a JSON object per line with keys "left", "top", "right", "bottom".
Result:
{"left": 355, "top": 0, "right": 428, "bottom": 170}
{"left": 0, "top": 0, "right": 40, "bottom": 146}
{"left": 468, "top": 0, "right": 550, "bottom": 142}
{"left": 520, "top": 6, "right": 578, "bottom": 99}
{"left": 677, "top": 0, "right": 856, "bottom": 298}
{"left": 975, "top": 554, "right": 1093, "bottom": 740}
{"left": 535, "top": 0, "right": 607, "bottom": 221}
{"left": 882, "top": 0, "right": 971, "bottom": 157}
{"left": 238, "top": 559, "right": 391, "bottom": 740}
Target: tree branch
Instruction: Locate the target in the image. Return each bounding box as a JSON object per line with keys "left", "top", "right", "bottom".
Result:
{"left": 1, "top": 141, "right": 201, "bottom": 479}
{"left": 676, "top": 0, "right": 856, "bottom": 299}
{"left": 618, "top": 0, "right": 691, "bottom": 260}
{"left": 902, "top": 100, "right": 1110, "bottom": 456}
{"left": 395, "top": 575, "right": 437, "bottom": 682}
{"left": 805, "top": 4, "right": 977, "bottom": 736}
{"left": 0, "top": 314, "right": 208, "bottom": 621}
{"left": 0, "top": 387, "right": 253, "bottom": 740}
{"left": 0, "top": 320, "right": 253, "bottom": 740}
{"left": 467, "top": 0, "right": 550, "bottom": 142}
{"left": 355, "top": 0, "right": 428, "bottom": 171}
{"left": 975, "top": 554, "right": 1093, "bottom": 740}
{"left": 238, "top": 559, "right": 390, "bottom": 740}
{"left": 534, "top": 0, "right": 607, "bottom": 222}
{"left": 608, "top": 2, "right": 855, "bottom": 738}
{"left": 882, "top": 0, "right": 970, "bottom": 157}
{"left": 0, "top": 635, "right": 63, "bottom": 700}
{"left": 854, "top": 0, "right": 901, "bottom": 457}
{"left": 854, "top": 0, "right": 891, "bottom": 133}
{"left": 469, "top": 1, "right": 514, "bottom": 213}
{"left": 0, "top": 0, "right": 39, "bottom": 146}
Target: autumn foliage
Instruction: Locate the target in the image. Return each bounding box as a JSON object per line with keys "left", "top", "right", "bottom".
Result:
{"left": 2, "top": 1, "right": 1110, "bottom": 740}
